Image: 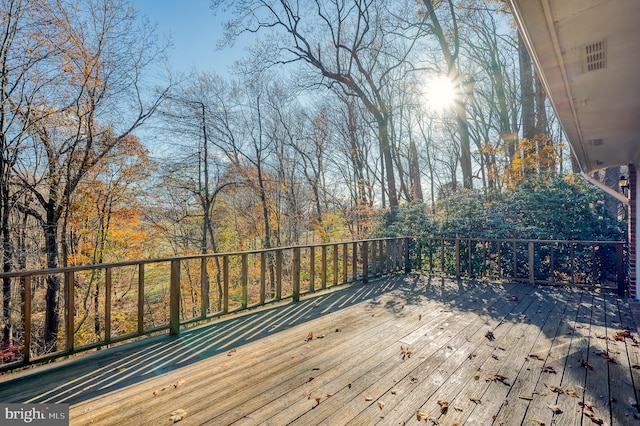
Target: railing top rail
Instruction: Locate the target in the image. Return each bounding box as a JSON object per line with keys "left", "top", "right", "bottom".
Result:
{"left": 425, "top": 237, "right": 625, "bottom": 245}
{"left": 0, "top": 237, "right": 404, "bottom": 279}
{"left": 0, "top": 237, "right": 625, "bottom": 279}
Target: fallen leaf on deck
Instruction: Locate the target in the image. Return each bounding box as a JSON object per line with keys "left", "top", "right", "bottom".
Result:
{"left": 419, "top": 314, "right": 422, "bottom": 321}
{"left": 227, "top": 348, "right": 236, "bottom": 356}
{"left": 485, "top": 330, "right": 495, "bottom": 341}
{"left": 579, "top": 358, "right": 594, "bottom": 370}
{"left": 169, "top": 409, "right": 187, "bottom": 423}
{"left": 617, "top": 330, "right": 631, "bottom": 338}
{"left": 528, "top": 354, "right": 543, "bottom": 360}
{"left": 416, "top": 410, "right": 428, "bottom": 421}
{"left": 365, "top": 396, "right": 373, "bottom": 401}
{"left": 174, "top": 379, "right": 185, "bottom": 388}
{"left": 547, "top": 404, "right": 563, "bottom": 414}
{"left": 548, "top": 385, "right": 564, "bottom": 394}
{"left": 566, "top": 389, "right": 579, "bottom": 397}
{"left": 326, "top": 393, "right": 334, "bottom": 398}
{"left": 391, "top": 389, "right": 397, "bottom": 395}
{"left": 473, "top": 374, "right": 480, "bottom": 381}
{"left": 469, "top": 397, "right": 481, "bottom": 404}
{"left": 377, "top": 400, "right": 385, "bottom": 410}
{"left": 492, "top": 354, "right": 500, "bottom": 360}
{"left": 532, "top": 418, "right": 546, "bottom": 425}
{"left": 519, "top": 396, "right": 533, "bottom": 401}
{"left": 153, "top": 389, "right": 161, "bottom": 397}
{"left": 542, "top": 365, "right": 556, "bottom": 374}
{"left": 315, "top": 397, "right": 321, "bottom": 404}
{"left": 401, "top": 346, "right": 412, "bottom": 359}
{"left": 308, "top": 377, "right": 315, "bottom": 382}
{"left": 305, "top": 332, "right": 314, "bottom": 342}
{"left": 437, "top": 399, "right": 449, "bottom": 413}
{"left": 335, "top": 328, "right": 341, "bottom": 332}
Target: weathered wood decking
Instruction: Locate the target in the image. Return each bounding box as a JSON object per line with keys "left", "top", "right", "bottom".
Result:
{"left": 2, "top": 274, "right": 640, "bottom": 425}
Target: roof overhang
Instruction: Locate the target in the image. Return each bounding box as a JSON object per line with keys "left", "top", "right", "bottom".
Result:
{"left": 506, "top": 0, "right": 640, "bottom": 172}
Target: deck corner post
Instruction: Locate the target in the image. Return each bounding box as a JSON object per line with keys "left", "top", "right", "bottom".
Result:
{"left": 170, "top": 259, "right": 181, "bottom": 336}
{"left": 292, "top": 247, "right": 301, "bottom": 302}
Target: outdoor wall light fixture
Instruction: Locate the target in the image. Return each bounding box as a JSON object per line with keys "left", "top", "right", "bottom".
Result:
{"left": 619, "top": 175, "right": 629, "bottom": 194}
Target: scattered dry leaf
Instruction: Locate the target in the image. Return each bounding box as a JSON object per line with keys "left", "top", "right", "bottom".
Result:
{"left": 437, "top": 399, "right": 449, "bottom": 413}
{"left": 227, "top": 348, "right": 237, "bottom": 356}
{"left": 169, "top": 409, "right": 187, "bottom": 423}
{"left": 326, "top": 393, "right": 334, "bottom": 398}
{"left": 542, "top": 365, "right": 556, "bottom": 374}
{"left": 416, "top": 410, "right": 429, "bottom": 421}
{"left": 305, "top": 332, "right": 314, "bottom": 342}
{"left": 566, "top": 389, "right": 579, "bottom": 397}
{"left": 548, "top": 404, "right": 563, "bottom": 414}
{"left": 532, "top": 418, "right": 546, "bottom": 425}
{"left": 365, "top": 396, "right": 373, "bottom": 401}
{"left": 485, "top": 330, "right": 495, "bottom": 341}
{"left": 519, "top": 396, "right": 533, "bottom": 401}
{"left": 174, "top": 379, "right": 185, "bottom": 389}
{"left": 315, "top": 397, "right": 321, "bottom": 405}
{"left": 469, "top": 397, "right": 481, "bottom": 404}
{"left": 548, "top": 385, "right": 564, "bottom": 394}
{"left": 528, "top": 354, "right": 543, "bottom": 360}
{"left": 377, "top": 400, "right": 385, "bottom": 410}
{"left": 390, "top": 389, "right": 397, "bottom": 395}
{"left": 400, "top": 346, "right": 413, "bottom": 359}
{"left": 308, "top": 377, "right": 315, "bottom": 382}
{"left": 579, "top": 358, "right": 594, "bottom": 370}
{"left": 419, "top": 314, "right": 422, "bottom": 321}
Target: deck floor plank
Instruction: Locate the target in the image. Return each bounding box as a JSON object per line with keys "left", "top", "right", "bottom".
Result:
{"left": 0, "top": 274, "right": 638, "bottom": 426}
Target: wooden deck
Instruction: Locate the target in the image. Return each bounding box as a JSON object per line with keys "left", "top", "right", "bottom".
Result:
{"left": 2, "top": 274, "right": 640, "bottom": 425}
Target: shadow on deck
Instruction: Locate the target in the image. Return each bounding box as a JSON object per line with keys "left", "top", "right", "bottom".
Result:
{"left": 1, "top": 273, "right": 639, "bottom": 425}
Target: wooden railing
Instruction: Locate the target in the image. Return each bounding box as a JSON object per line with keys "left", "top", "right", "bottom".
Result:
{"left": 0, "top": 237, "right": 626, "bottom": 371}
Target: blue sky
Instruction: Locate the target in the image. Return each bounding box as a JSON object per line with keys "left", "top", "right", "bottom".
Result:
{"left": 134, "top": 0, "right": 241, "bottom": 75}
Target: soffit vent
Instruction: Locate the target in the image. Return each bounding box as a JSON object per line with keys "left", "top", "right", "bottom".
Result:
{"left": 584, "top": 39, "right": 607, "bottom": 72}
{"left": 590, "top": 138, "right": 604, "bottom": 146}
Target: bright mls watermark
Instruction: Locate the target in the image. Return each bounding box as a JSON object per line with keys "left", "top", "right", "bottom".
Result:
{"left": 1, "top": 404, "right": 68, "bottom": 425}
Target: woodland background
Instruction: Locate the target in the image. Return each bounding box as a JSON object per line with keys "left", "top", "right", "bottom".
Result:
{"left": 0, "top": 0, "right": 626, "bottom": 355}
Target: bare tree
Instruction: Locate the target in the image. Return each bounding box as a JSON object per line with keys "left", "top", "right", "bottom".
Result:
{"left": 10, "top": 0, "right": 168, "bottom": 351}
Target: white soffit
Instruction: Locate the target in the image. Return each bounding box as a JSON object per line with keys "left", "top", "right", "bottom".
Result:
{"left": 507, "top": 0, "right": 640, "bottom": 171}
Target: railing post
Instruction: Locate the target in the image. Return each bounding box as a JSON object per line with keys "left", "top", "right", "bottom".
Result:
{"left": 404, "top": 237, "right": 411, "bottom": 273}
{"left": 370, "top": 240, "right": 376, "bottom": 277}
{"left": 138, "top": 264, "right": 145, "bottom": 334}
{"left": 321, "top": 246, "right": 327, "bottom": 289}
{"left": 22, "top": 275, "right": 31, "bottom": 363}
{"left": 455, "top": 239, "right": 460, "bottom": 278}
{"left": 342, "top": 243, "right": 348, "bottom": 284}
{"left": 549, "top": 244, "right": 555, "bottom": 284}
{"left": 65, "top": 271, "right": 75, "bottom": 352}
{"left": 201, "top": 257, "right": 208, "bottom": 318}
{"left": 293, "top": 247, "right": 301, "bottom": 302}
{"left": 260, "top": 252, "right": 266, "bottom": 303}
{"left": 170, "top": 259, "right": 181, "bottom": 336}
{"left": 105, "top": 267, "right": 112, "bottom": 344}
{"left": 352, "top": 242, "right": 358, "bottom": 282}
{"left": 617, "top": 242, "right": 626, "bottom": 297}
{"left": 528, "top": 241, "right": 535, "bottom": 284}
{"left": 332, "top": 244, "right": 338, "bottom": 286}
{"left": 275, "top": 250, "right": 282, "bottom": 299}
{"left": 310, "top": 246, "right": 315, "bottom": 292}
{"left": 362, "top": 240, "right": 369, "bottom": 283}
{"left": 223, "top": 255, "right": 229, "bottom": 313}
{"left": 241, "top": 253, "right": 248, "bottom": 308}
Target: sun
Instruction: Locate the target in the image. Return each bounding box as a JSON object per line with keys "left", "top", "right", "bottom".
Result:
{"left": 424, "top": 74, "right": 457, "bottom": 111}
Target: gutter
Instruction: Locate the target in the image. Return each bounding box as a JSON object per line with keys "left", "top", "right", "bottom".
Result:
{"left": 580, "top": 172, "right": 628, "bottom": 205}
